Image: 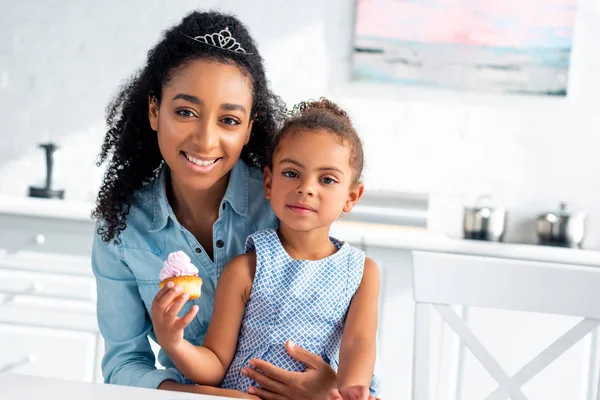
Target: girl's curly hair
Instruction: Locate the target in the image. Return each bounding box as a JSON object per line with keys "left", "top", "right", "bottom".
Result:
{"left": 93, "top": 10, "right": 285, "bottom": 244}
{"left": 270, "top": 97, "right": 364, "bottom": 183}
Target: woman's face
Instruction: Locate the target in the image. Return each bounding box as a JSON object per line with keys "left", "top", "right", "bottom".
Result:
{"left": 149, "top": 59, "right": 253, "bottom": 192}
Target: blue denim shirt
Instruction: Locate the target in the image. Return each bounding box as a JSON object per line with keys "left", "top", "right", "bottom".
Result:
{"left": 92, "top": 159, "right": 278, "bottom": 389}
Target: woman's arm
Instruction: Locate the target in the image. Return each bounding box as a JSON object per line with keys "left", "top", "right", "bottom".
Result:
{"left": 157, "top": 253, "right": 255, "bottom": 386}
{"left": 91, "top": 232, "right": 184, "bottom": 388}
{"left": 337, "top": 257, "right": 380, "bottom": 391}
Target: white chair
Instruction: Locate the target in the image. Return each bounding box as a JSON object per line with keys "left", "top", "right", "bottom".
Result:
{"left": 411, "top": 251, "right": 600, "bottom": 400}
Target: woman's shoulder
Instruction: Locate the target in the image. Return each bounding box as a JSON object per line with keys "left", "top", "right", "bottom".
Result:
{"left": 245, "top": 164, "right": 278, "bottom": 231}
{"left": 94, "top": 179, "right": 161, "bottom": 250}
{"left": 246, "top": 162, "right": 266, "bottom": 183}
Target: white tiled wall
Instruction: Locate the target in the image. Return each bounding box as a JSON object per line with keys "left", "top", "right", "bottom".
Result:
{"left": 1, "top": 0, "right": 600, "bottom": 248}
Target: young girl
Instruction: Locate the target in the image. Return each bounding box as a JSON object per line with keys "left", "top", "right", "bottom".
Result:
{"left": 92, "top": 10, "right": 340, "bottom": 399}
{"left": 151, "top": 99, "right": 381, "bottom": 400}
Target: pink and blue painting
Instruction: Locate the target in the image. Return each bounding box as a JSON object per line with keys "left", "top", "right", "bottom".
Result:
{"left": 352, "top": 0, "right": 578, "bottom": 96}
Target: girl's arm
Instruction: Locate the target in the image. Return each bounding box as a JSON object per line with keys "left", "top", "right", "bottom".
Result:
{"left": 336, "top": 256, "right": 380, "bottom": 391}
{"left": 158, "top": 253, "right": 255, "bottom": 386}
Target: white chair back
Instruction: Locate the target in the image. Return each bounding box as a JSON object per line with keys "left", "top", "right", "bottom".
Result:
{"left": 411, "top": 251, "right": 600, "bottom": 400}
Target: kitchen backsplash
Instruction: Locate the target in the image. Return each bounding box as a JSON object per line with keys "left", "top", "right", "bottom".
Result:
{"left": 1, "top": 0, "right": 600, "bottom": 248}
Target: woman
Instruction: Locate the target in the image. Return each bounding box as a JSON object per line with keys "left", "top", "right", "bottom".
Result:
{"left": 92, "top": 10, "right": 338, "bottom": 399}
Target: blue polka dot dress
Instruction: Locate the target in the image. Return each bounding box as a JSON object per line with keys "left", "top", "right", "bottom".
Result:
{"left": 220, "top": 229, "right": 380, "bottom": 394}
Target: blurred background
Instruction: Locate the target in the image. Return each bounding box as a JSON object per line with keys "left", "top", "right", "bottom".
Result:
{"left": 2, "top": 1, "right": 600, "bottom": 399}
{"left": 1, "top": 0, "right": 599, "bottom": 246}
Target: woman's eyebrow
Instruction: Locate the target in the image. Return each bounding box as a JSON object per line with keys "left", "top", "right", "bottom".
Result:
{"left": 172, "top": 93, "right": 203, "bottom": 105}
{"left": 221, "top": 103, "right": 247, "bottom": 114}
{"left": 171, "top": 94, "right": 246, "bottom": 114}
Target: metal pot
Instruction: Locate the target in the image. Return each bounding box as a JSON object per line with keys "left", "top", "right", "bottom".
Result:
{"left": 463, "top": 196, "right": 507, "bottom": 242}
{"left": 536, "top": 202, "right": 586, "bottom": 248}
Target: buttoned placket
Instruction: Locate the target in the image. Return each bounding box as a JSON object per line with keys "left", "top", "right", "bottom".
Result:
{"left": 179, "top": 225, "right": 213, "bottom": 280}
{"left": 212, "top": 202, "right": 228, "bottom": 279}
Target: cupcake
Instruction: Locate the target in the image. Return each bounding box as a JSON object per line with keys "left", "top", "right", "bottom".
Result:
{"left": 159, "top": 251, "right": 203, "bottom": 300}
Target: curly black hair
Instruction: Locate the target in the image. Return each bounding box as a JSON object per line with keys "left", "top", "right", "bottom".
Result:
{"left": 93, "top": 10, "right": 285, "bottom": 244}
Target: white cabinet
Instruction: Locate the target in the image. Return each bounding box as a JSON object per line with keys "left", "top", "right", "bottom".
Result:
{"left": 0, "top": 207, "right": 101, "bottom": 383}
{"left": 0, "top": 324, "right": 98, "bottom": 382}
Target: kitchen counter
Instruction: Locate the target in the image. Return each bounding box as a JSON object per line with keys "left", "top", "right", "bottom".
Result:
{"left": 332, "top": 220, "right": 600, "bottom": 267}
{"left": 0, "top": 374, "right": 235, "bottom": 400}
{"left": 3, "top": 194, "right": 600, "bottom": 268}
{"left": 0, "top": 194, "right": 94, "bottom": 222}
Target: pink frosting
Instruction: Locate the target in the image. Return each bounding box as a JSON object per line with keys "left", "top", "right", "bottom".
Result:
{"left": 159, "top": 251, "right": 199, "bottom": 281}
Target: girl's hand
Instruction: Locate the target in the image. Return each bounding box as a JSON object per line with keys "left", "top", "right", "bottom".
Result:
{"left": 327, "top": 386, "right": 378, "bottom": 400}
{"left": 150, "top": 281, "right": 198, "bottom": 352}
{"left": 242, "top": 340, "right": 337, "bottom": 400}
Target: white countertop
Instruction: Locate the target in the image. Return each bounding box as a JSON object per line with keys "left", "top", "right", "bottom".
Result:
{"left": 332, "top": 221, "right": 600, "bottom": 268}
{"left": 0, "top": 374, "right": 232, "bottom": 400}
{"left": 0, "top": 194, "right": 95, "bottom": 222}
{"left": 3, "top": 194, "right": 600, "bottom": 268}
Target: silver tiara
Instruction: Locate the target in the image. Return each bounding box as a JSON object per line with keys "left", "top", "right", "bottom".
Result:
{"left": 180, "top": 27, "right": 252, "bottom": 55}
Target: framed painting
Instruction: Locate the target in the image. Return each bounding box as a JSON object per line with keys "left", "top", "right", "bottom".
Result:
{"left": 352, "top": 0, "right": 577, "bottom": 96}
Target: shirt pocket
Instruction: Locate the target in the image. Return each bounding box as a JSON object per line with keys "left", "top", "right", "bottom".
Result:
{"left": 137, "top": 279, "right": 205, "bottom": 341}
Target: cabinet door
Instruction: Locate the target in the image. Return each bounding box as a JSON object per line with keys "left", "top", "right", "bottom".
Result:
{"left": 0, "top": 214, "right": 94, "bottom": 257}
{"left": 0, "top": 267, "right": 96, "bottom": 302}
{"left": 0, "top": 324, "right": 98, "bottom": 382}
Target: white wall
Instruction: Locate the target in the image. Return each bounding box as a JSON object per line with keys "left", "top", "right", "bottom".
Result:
{"left": 1, "top": 0, "right": 599, "bottom": 248}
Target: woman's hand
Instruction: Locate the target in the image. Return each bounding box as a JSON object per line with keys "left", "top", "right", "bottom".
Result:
{"left": 241, "top": 340, "right": 337, "bottom": 400}
{"left": 150, "top": 281, "right": 198, "bottom": 352}
{"left": 327, "top": 386, "right": 379, "bottom": 400}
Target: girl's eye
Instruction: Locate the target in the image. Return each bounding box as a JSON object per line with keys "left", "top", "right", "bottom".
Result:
{"left": 321, "top": 177, "right": 337, "bottom": 185}
{"left": 282, "top": 171, "right": 298, "bottom": 179}
{"left": 221, "top": 117, "right": 241, "bottom": 126}
{"left": 176, "top": 109, "right": 195, "bottom": 118}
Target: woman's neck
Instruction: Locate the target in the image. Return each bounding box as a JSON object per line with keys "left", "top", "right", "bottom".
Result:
{"left": 277, "top": 224, "right": 338, "bottom": 261}
{"left": 168, "top": 171, "right": 229, "bottom": 230}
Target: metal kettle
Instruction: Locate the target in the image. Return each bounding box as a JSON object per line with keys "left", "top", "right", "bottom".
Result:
{"left": 536, "top": 202, "right": 586, "bottom": 248}
{"left": 463, "top": 195, "right": 507, "bottom": 242}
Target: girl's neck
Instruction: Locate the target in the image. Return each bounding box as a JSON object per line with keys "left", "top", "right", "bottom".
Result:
{"left": 168, "top": 171, "right": 229, "bottom": 229}
{"left": 277, "top": 224, "right": 338, "bottom": 261}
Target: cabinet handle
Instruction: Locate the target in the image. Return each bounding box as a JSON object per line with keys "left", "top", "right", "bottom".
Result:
{"left": 0, "top": 282, "right": 43, "bottom": 305}
{"left": 34, "top": 234, "right": 46, "bottom": 245}
{"left": 0, "top": 353, "right": 37, "bottom": 374}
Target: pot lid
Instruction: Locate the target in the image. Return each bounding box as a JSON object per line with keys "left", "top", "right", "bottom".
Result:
{"left": 538, "top": 202, "right": 585, "bottom": 219}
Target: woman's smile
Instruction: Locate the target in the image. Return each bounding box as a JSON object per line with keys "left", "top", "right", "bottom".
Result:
{"left": 181, "top": 151, "right": 223, "bottom": 173}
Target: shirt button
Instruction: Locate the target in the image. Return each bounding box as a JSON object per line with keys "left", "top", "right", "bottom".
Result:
{"left": 222, "top": 203, "right": 226, "bottom": 210}
{"left": 195, "top": 248, "right": 202, "bottom": 254}
{"left": 216, "top": 240, "right": 224, "bottom": 248}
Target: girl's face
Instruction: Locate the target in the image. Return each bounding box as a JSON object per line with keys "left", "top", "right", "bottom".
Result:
{"left": 149, "top": 59, "right": 253, "bottom": 192}
{"left": 264, "top": 129, "right": 364, "bottom": 232}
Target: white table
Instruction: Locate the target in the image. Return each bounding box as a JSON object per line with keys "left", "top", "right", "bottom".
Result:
{"left": 0, "top": 373, "right": 233, "bottom": 399}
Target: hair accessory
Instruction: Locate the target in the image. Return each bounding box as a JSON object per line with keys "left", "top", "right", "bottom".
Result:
{"left": 180, "top": 27, "right": 252, "bottom": 55}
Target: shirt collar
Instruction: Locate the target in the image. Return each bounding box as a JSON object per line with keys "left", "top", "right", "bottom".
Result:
{"left": 149, "top": 159, "right": 250, "bottom": 232}
{"left": 149, "top": 166, "right": 172, "bottom": 232}
{"left": 222, "top": 158, "right": 249, "bottom": 218}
